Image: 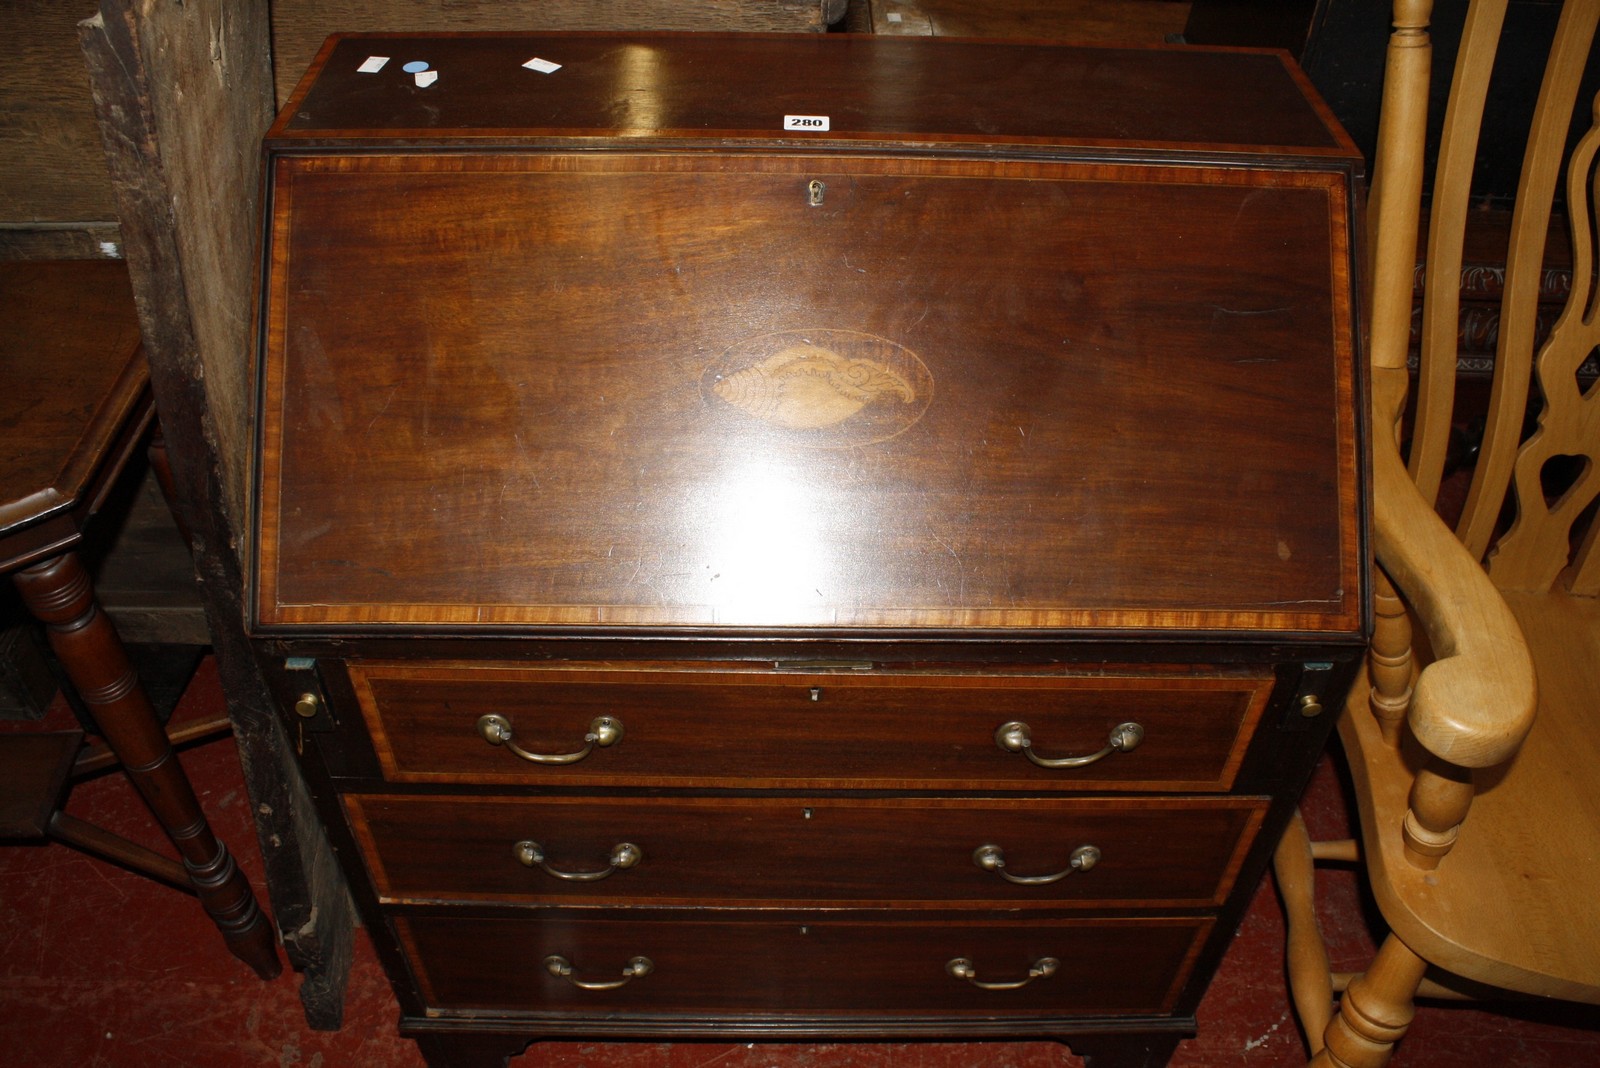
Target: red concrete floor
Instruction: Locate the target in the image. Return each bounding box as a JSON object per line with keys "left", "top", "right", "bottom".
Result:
{"left": 2, "top": 657, "right": 1596, "bottom": 1067}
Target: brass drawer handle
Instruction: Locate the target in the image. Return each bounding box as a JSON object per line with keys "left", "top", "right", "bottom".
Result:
{"left": 514, "top": 839, "right": 642, "bottom": 881}
{"left": 543, "top": 954, "right": 653, "bottom": 991}
{"left": 972, "top": 843, "right": 1100, "bottom": 884}
{"left": 476, "top": 713, "right": 622, "bottom": 765}
{"left": 946, "top": 956, "right": 1059, "bottom": 991}
{"left": 994, "top": 720, "right": 1144, "bottom": 769}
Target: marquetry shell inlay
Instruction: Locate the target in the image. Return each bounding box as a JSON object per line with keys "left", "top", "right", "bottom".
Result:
{"left": 703, "top": 329, "right": 933, "bottom": 446}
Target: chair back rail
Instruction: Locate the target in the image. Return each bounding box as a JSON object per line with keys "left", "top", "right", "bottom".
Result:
{"left": 1492, "top": 55, "right": 1600, "bottom": 591}
{"left": 1459, "top": 2, "right": 1600, "bottom": 578}
{"left": 1366, "top": 0, "right": 1433, "bottom": 386}
{"left": 1408, "top": 0, "right": 1510, "bottom": 506}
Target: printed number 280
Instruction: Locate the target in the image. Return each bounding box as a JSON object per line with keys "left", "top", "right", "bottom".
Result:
{"left": 783, "top": 115, "right": 831, "bottom": 131}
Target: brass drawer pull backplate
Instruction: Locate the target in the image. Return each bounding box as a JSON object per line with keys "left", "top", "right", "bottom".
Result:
{"left": 514, "top": 839, "right": 642, "bottom": 881}
{"left": 972, "top": 843, "right": 1100, "bottom": 884}
{"left": 994, "top": 720, "right": 1144, "bottom": 769}
{"left": 476, "top": 713, "right": 622, "bottom": 765}
{"left": 544, "top": 954, "right": 653, "bottom": 990}
{"left": 946, "top": 956, "right": 1059, "bottom": 991}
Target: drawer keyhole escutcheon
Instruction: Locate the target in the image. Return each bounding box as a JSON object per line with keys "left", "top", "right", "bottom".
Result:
{"left": 514, "top": 839, "right": 642, "bottom": 881}
{"left": 946, "top": 956, "right": 1059, "bottom": 991}
{"left": 544, "top": 954, "right": 653, "bottom": 990}
{"left": 972, "top": 843, "right": 1100, "bottom": 884}
{"left": 476, "top": 713, "right": 622, "bottom": 765}
{"left": 994, "top": 720, "right": 1144, "bottom": 769}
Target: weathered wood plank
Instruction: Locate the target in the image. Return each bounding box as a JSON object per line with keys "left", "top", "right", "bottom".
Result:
{"left": 78, "top": 0, "right": 356, "bottom": 1029}
{"left": 2, "top": 0, "right": 118, "bottom": 226}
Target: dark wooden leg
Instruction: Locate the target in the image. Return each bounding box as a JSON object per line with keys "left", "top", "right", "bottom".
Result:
{"left": 146, "top": 422, "right": 192, "bottom": 547}
{"left": 1068, "top": 1032, "right": 1184, "bottom": 1068}
{"left": 410, "top": 1032, "right": 534, "bottom": 1068}
{"left": 12, "top": 551, "right": 281, "bottom": 980}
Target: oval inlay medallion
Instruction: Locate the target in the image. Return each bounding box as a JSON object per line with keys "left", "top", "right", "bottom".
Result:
{"left": 702, "top": 329, "right": 933, "bottom": 446}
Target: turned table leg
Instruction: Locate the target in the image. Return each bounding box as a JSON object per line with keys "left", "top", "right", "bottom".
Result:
{"left": 13, "top": 550, "right": 281, "bottom": 980}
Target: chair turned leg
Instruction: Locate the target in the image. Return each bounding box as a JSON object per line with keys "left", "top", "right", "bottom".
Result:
{"left": 1314, "top": 935, "right": 1428, "bottom": 1068}
{"left": 1274, "top": 808, "right": 1335, "bottom": 1053}
{"left": 13, "top": 551, "right": 281, "bottom": 980}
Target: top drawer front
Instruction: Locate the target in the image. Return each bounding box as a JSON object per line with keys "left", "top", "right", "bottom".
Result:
{"left": 349, "top": 662, "right": 1271, "bottom": 791}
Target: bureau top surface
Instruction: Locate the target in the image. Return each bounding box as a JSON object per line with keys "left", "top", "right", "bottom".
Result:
{"left": 272, "top": 32, "right": 1356, "bottom": 160}
{"left": 252, "top": 34, "right": 1365, "bottom": 638}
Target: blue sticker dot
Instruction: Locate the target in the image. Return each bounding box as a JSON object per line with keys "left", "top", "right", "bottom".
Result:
{"left": 402, "top": 60, "right": 429, "bottom": 73}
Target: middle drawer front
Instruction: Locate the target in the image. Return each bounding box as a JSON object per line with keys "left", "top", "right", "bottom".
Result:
{"left": 345, "top": 795, "right": 1266, "bottom": 908}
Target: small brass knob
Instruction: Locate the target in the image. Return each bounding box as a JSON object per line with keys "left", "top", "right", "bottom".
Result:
{"left": 294, "top": 693, "right": 320, "bottom": 719}
{"left": 1298, "top": 694, "right": 1324, "bottom": 718}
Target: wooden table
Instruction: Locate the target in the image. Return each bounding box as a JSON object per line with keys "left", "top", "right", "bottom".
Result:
{"left": 0, "top": 259, "right": 280, "bottom": 979}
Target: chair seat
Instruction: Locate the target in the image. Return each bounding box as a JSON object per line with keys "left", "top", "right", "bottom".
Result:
{"left": 1341, "top": 583, "right": 1600, "bottom": 1004}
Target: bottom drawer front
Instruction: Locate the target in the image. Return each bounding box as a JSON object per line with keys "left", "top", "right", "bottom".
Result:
{"left": 397, "top": 914, "right": 1212, "bottom": 1017}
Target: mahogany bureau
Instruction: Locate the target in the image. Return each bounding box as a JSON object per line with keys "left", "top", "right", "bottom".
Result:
{"left": 248, "top": 33, "right": 1368, "bottom": 1068}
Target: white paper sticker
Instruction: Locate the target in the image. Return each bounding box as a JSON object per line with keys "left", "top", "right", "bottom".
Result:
{"left": 357, "top": 56, "right": 390, "bottom": 73}
{"left": 783, "top": 114, "right": 830, "bottom": 132}
{"left": 523, "top": 57, "right": 562, "bottom": 74}
{"left": 414, "top": 70, "right": 439, "bottom": 88}
{"left": 887, "top": 12, "right": 904, "bottom": 23}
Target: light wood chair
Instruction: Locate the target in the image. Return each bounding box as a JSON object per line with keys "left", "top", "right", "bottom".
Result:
{"left": 1274, "top": 0, "right": 1600, "bottom": 1064}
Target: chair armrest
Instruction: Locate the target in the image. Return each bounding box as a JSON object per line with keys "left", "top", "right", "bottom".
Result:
{"left": 1370, "top": 367, "right": 1537, "bottom": 768}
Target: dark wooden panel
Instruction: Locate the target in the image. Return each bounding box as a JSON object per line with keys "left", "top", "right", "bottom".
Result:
{"left": 273, "top": 33, "right": 1351, "bottom": 155}
{"left": 257, "top": 154, "right": 1360, "bottom": 633}
{"left": 867, "top": 0, "right": 1191, "bottom": 42}
{"left": 346, "top": 794, "right": 1266, "bottom": 907}
{"left": 396, "top": 912, "right": 1211, "bottom": 1016}
{"left": 0, "top": 261, "right": 144, "bottom": 534}
{"left": 348, "top": 662, "right": 1271, "bottom": 790}
{"left": 0, "top": 226, "right": 123, "bottom": 262}
{"left": 0, "top": 732, "right": 82, "bottom": 837}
